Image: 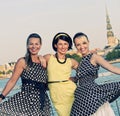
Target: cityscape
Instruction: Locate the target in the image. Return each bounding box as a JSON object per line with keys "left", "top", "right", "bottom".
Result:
{"left": 0, "top": 5, "right": 120, "bottom": 79}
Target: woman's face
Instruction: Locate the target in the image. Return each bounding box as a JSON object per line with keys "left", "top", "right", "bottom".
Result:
{"left": 74, "top": 36, "right": 89, "bottom": 56}
{"left": 27, "top": 37, "right": 41, "bottom": 55}
{"left": 55, "top": 39, "right": 69, "bottom": 55}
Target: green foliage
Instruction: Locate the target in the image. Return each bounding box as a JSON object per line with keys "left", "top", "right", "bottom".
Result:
{"left": 105, "top": 49, "right": 120, "bottom": 61}
{"left": 66, "top": 53, "right": 82, "bottom": 63}
{"left": 0, "top": 70, "right": 12, "bottom": 75}
{"left": 8, "top": 62, "right": 16, "bottom": 66}
{"left": 0, "top": 71, "right": 3, "bottom": 74}
{"left": 6, "top": 70, "right": 13, "bottom": 74}
{"left": 2, "top": 71, "right": 5, "bottom": 75}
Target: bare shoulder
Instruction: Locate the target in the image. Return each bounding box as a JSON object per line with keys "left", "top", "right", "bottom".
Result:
{"left": 38, "top": 55, "right": 46, "bottom": 61}
{"left": 17, "top": 57, "right": 25, "bottom": 63}
{"left": 91, "top": 53, "right": 107, "bottom": 65}
{"left": 92, "top": 53, "right": 102, "bottom": 60}
{"left": 38, "top": 55, "right": 47, "bottom": 68}
{"left": 11, "top": 57, "right": 26, "bottom": 80}
{"left": 71, "top": 58, "right": 78, "bottom": 63}
{"left": 90, "top": 54, "right": 101, "bottom": 65}
{"left": 15, "top": 57, "right": 26, "bottom": 69}
{"left": 43, "top": 54, "right": 51, "bottom": 57}
{"left": 43, "top": 54, "right": 51, "bottom": 61}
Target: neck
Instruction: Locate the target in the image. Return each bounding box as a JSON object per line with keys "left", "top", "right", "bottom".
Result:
{"left": 55, "top": 53, "right": 67, "bottom": 64}
{"left": 81, "top": 51, "right": 90, "bottom": 57}
{"left": 56, "top": 53, "right": 66, "bottom": 59}
{"left": 31, "top": 55, "right": 40, "bottom": 63}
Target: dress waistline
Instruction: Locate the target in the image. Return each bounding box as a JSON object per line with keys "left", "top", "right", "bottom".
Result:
{"left": 48, "top": 80, "right": 69, "bottom": 84}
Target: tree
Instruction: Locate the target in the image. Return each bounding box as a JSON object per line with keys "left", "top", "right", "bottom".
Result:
{"left": 66, "top": 53, "right": 82, "bottom": 63}
{"left": 105, "top": 49, "right": 120, "bottom": 61}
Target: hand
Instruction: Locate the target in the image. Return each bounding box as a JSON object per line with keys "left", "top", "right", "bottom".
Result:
{"left": 90, "top": 48, "right": 100, "bottom": 54}
{"left": 69, "top": 77, "right": 78, "bottom": 83}
{"left": 0, "top": 98, "right": 2, "bottom": 102}
{"left": 69, "top": 77, "right": 74, "bottom": 82}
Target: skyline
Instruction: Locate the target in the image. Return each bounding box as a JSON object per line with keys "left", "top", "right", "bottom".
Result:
{"left": 0, "top": 0, "right": 120, "bottom": 64}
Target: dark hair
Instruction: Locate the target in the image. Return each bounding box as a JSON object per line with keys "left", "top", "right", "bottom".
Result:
{"left": 52, "top": 32, "right": 72, "bottom": 51}
{"left": 25, "top": 33, "right": 42, "bottom": 67}
{"left": 73, "top": 32, "right": 89, "bottom": 44}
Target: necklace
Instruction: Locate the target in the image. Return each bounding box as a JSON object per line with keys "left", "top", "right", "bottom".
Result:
{"left": 55, "top": 53, "right": 67, "bottom": 64}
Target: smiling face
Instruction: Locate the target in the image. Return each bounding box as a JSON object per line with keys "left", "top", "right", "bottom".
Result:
{"left": 55, "top": 39, "right": 69, "bottom": 55}
{"left": 74, "top": 36, "right": 89, "bottom": 56}
{"left": 27, "top": 37, "right": 41, "bottom": 55}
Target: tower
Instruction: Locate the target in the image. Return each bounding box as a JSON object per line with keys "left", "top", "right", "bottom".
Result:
{"left": 105, "top": 6, "right": 118, "bottom": 48}
{"left": 97, "top": 5, "right": 119, "bottom": 56}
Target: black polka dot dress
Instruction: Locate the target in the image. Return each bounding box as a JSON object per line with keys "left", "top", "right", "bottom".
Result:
{"left": 70, "top": 53, "right": 120, "bottom": 116}
{"left": 0, "top": 63, "right": 52, "bottom": 116}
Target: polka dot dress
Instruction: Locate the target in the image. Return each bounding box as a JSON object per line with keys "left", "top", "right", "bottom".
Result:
{"left": 0, "top": 63, "right": 52, "bottom": 116}
{"left": 70, "top": 53, "right": 120, "bottom": 116}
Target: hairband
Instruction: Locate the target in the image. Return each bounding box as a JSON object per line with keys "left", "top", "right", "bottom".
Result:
{"left": 55, "top": 33, "right": 68, "bottom": 40}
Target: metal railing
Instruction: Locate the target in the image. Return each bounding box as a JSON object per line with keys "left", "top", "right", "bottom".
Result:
{"left": 0, "top": 75, "right": 120, "bottom": 116}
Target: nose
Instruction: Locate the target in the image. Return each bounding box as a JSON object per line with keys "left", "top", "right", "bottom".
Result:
{"left": 62, "top": 45, "right": 65, "bottom": 48}
{"left": 31, "top": 44, "right": 36, "bottom": 49}
{"left": 80, "top": 45, "right": 84, "bottom": 49}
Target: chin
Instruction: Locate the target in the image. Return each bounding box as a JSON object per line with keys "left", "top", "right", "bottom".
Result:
{"left": 81, "top": 52, "right": 87, "bottom": 56}
{"left": 31, "top": 53, "right": 38, "bottom": 55}
{"left": 60, "top": 51, "right": 67, "bottom": 54}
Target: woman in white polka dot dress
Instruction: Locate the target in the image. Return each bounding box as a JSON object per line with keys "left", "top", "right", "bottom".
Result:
{"left": 70, "top": 32, "right": 120, "bottom": 116}
{"left": 0, "top": 33, "right": 52, "bottom": 116}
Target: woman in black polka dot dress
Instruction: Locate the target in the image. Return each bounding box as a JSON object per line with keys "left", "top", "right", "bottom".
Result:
{"left": 0, "top": 33, "right": 52, "bottom": 116}
{"left": 70, "top": 32, "right": 120, "bottom": 116}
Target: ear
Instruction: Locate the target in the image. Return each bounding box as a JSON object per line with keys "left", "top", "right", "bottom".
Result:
{"left": 54, "top": 44, "right": 57, "bottom": 48}
{"left": 39, "top": 45, "right": 42, "bottom": 49}
{"left": 27, "top": 45, "right": 29, "bottom": 49}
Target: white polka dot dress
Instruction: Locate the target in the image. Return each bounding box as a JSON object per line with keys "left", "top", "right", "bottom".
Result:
{"left": 70, "top": 53, "right": 120, "bottom": 116}
{"left": 0, "top": 63, "right": 52, "bottom": 116}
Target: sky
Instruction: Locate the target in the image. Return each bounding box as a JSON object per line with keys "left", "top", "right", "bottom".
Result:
{"left": 0, "top": 0, "right": 120, "bottom": 64}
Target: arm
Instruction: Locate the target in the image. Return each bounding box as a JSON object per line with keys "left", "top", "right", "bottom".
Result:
{"left": 43, "top": 54, "right": 51, "bottom": 65}
{"left": 69, "top": 59, "right": 79, "bottom": 83}
{"left": 38, "top": 55, "right": 47, "bottom": 68}
{"left": 0, "top": 58, "right": 25, "bottom": 101}
{"left": 93, "top": 54, "right": 120, "bottom": 75}
{"left": 71, "top": 59, "right": 79, "bottom": 69}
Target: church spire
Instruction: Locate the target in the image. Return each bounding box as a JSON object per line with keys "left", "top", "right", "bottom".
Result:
{"left": 106, "top": 6, "right": 114, "bottom": 38}
{"left": 105, "top": 5, "right": 118, "bottom": 47}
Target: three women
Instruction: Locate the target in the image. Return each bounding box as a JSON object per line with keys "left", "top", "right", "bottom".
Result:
{"left": 0, "top": 32, "right": 120, "bottom": 116}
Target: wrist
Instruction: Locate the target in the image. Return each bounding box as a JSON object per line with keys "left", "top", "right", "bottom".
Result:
{"left": 0, "top": 94, "right": 5, "bottom": 100}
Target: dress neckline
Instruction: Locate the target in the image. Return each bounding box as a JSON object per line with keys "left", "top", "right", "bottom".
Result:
{"left": 82, "top": 53, "right": 93, "bottom": 58}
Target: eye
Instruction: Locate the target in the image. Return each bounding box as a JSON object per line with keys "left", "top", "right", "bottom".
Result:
{"left": 64, "top": 43, "right": 68, "bottom": 45}
{"left": 58, "top": 43, "right": 62, "bottom": 45}
{"left": 76, "top": 44, "right": 80, "bottom": 47}
{"left": 35, "top": 43, "right": 40, "bottom": 45}
{"left": 28, "top": 43, "right": 33, "bottom": 45}
{"left": 83, "top": 42, "right": 87, "bottom": 44}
